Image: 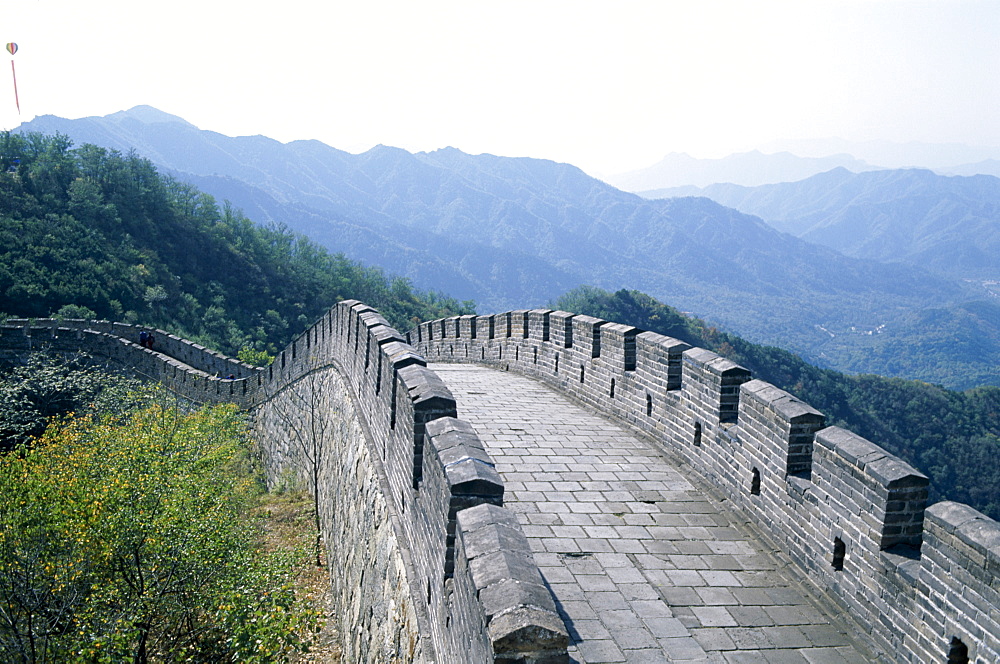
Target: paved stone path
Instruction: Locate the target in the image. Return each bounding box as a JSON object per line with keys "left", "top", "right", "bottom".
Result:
{"left": 431, "top": 364, "right": 870, "bottom": 664}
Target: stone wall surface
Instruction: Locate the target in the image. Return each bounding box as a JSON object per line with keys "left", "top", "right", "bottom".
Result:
{"left": 0, "top": 305, "right": 569, "bottom": 664}
{"left": 411, "top": 310, "right": 1000, "bottom": 664}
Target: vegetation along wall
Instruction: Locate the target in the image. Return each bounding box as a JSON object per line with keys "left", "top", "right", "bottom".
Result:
{"left": 410, "top": 309, "right": 1000, "bottom": 664}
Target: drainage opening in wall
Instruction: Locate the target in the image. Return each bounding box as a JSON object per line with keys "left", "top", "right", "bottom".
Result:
{"left": 948, "top": 637, "right": 969, "bottom": 664}
{"left": 832, "top": 537, "right": 845, "bottom": 571}
{"left": 751, "top": 468, "right": 761, "bottom": 495}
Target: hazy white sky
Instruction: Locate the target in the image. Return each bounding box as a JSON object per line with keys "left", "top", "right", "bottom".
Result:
{"left": 2, "top": 0, "right": 998, "bottom": 174}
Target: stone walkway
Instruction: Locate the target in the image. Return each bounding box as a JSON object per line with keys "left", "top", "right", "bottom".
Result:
{"left": 431, "top": 364, "right": 870, "bottom": 664}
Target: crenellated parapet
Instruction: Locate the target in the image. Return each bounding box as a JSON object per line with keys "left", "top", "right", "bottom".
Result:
{"left": 411, "top": 310, "right": 999, "bottom": 664}
{"left": 0, "top": 318, "right": 264, "bottom": 405}
{"left": 248, "top": 300, "right": 568, "bottom": 663}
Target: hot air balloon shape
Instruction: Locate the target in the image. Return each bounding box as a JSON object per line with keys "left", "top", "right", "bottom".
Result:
{"left": 6, "top": 43, "right": 19, "bottom": 114}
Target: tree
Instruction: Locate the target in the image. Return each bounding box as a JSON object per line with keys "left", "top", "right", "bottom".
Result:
{"left": 0, "top": 402, "right": 318, "bottom": 663}
{"left": 260, "top": 370, "right": 345, "bottom": 567}
{"left": 0, "top": 351, "right": 146, "bottom": 451}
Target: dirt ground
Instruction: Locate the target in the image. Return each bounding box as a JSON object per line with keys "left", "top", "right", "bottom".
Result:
{"left": 258, "top": 491, "right": 343, "bottom": 663}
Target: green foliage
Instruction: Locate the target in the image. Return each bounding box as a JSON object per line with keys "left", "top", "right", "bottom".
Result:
{"left": 0, "top": 403, "right": 319, "bottom": 663}
{"left": 0, "top": 352, "right": 148, "bottom": 450}
{"left": 555, "top": 286, "right": 1000, "bottom": 520}
{"left": 0, "top": 131, "right": 474, "bottom": 357}
{"left": 238, "top": 346, "right": 275, "bottom": 367}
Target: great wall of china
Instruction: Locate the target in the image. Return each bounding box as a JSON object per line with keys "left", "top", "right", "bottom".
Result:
{"left": 1, "top": 301, "right": 997, "bottom": 663}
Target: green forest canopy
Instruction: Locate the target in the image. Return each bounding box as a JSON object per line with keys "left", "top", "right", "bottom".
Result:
{"left": 0, "top": 131, "right": 473, "bottom": 359}
{"left": 0, "top": 396, "right": 318, "bottom": 662}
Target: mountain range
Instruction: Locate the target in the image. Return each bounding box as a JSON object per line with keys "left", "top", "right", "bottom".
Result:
{"left": 640, "top": 167, "right": 1000, "bottom": 282}
{"left": 605, "top": 150, "right": 882, "bottom": 190}
{"left": 608, "top": 141, "right": 1000, "bottom": 191}
{"left": 14, "top": 107, "right": 1000, "bottom": 388}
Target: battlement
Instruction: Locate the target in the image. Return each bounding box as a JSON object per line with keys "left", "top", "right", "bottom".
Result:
{"left": 0, "top": 319, "right": 263, "bottom": 404}
{"left": 248, "top": 301, "right": 569, "bottom": 663}
{"left": 411, "top": 311, "right": 999, "bottom": 663}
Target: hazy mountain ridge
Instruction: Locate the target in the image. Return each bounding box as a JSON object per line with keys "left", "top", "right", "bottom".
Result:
{"left": 15, "top": 107, "right": 999, "bottom": 388}
{"left": 642, "top": 167, "right": 1000, "bottom": 280}
{"left": 612, "top": 140, "right": 1000, "bottom": 192}
{"left": 606, "top": 150, "right": 882, "bottom": 190}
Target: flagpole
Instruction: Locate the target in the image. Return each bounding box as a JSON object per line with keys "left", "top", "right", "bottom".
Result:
{"left": 10, "top": 60, "right": 19, "bottom": 114}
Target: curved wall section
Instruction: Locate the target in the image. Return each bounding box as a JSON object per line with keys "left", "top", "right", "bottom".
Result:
{"left": 411, "top": 309, "right": 1000, "bottom": 664}
{"left": 1, "top": 307, "right": 569, "bottom": 664}
{"left": 0, "top": 319, "right": 262, "bottom": 405}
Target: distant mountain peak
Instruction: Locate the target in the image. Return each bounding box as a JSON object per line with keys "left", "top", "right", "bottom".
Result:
{"left": 108, "top": 105, "right": 196, "bottom": 127}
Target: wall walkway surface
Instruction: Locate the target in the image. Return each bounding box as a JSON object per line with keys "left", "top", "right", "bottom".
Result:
{"left": 410, "top": 309, "right": 1000, "bottom": 664}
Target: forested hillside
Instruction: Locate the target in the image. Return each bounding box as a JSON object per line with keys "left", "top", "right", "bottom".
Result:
{"left": 556, "top": 287, "right": 1000, "bottom": 520}
{"left": 0, "top": 132, "right": 472, "bottom": 358}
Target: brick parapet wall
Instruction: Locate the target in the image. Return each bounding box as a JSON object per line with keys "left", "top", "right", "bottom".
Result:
{"left": 412, "top": 310, "right": 999, "bottom": 664}
{"left": 0, "top": 321, "right": 263, "bottom": 406}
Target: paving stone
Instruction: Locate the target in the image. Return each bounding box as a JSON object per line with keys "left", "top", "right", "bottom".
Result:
{"left": 618, "top": 583, "right": 660, "bottom": 601}
{"left": 693, "top": 606, "right": 739, "bottom": 627}
{"left": 623, "top": 648, "right": 671, "bottom": 664}
{"left": 696, "top": 587, "right": 738, "bottom": 606}
{"left": 798, "top": 646, "right": 854, "bottom": 664}
{"left": 643, "top": 617, "right": 690, "bottom": 638}
{"left": 575, "top": 639, "right": 626, "bottom": 663}
{"left": 578, "top": 574, "right": 618, "bottom": 592}
{"left": 691, "top": 627, "right": 738, "bottom": 650}
{"left": 729, "top": 605, "right": 777, "bottom": 627}
{"left": 728, "top": 627, "right": 777, "bottom": 650}
{"left": 567, "top": 618, "right": 612, "bottom": 640}
{"left": 628, "top": 599, "right": 673, "bottom": 619}
{"left": 657, "top": 636, "right": 709, "bottom": 659}
{"left": 762, "top": 626, "right": 814, "bottom": 649}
